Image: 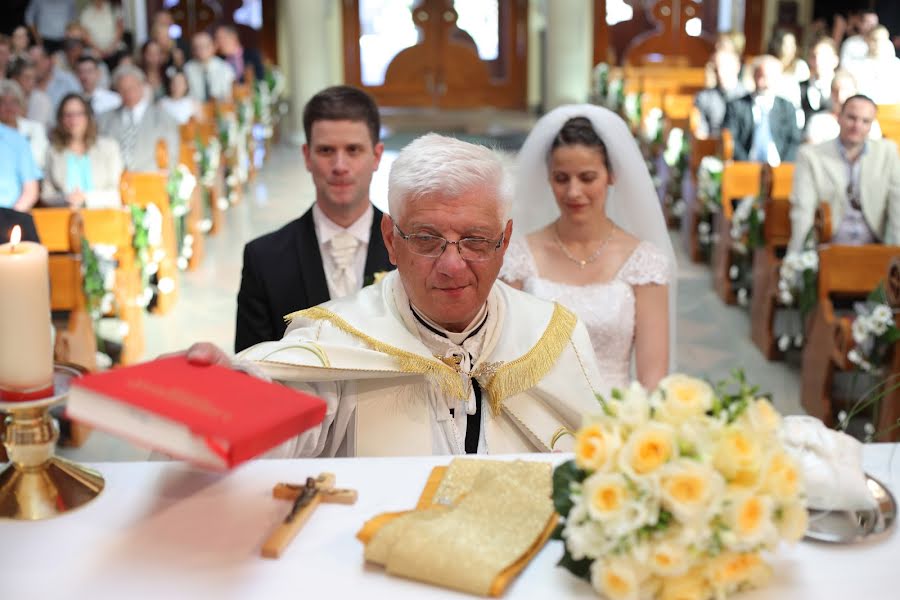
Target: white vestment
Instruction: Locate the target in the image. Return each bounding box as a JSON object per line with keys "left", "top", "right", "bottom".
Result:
{"left": 237, "top": 271, "right": 604, "bottom": 457}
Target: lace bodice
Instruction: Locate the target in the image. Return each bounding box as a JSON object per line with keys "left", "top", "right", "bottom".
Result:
{"left": 500, "top": 238, "right": 671, "bottom": 395}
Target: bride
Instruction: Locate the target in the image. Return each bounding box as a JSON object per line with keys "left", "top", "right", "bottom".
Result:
{"left": 500, "top": 104, "right": 677, "bottom": 395}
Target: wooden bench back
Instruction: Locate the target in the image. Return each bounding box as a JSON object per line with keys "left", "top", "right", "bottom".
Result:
{"left": 720, "top": 161, "right": 762, "bottom": 220}
{"left": 817, "top": 245, "right": 900, "bottom": 301}
{"left": 721, "top": 128, "right": 735, "bottom": 161}
{"left": 662, "top": 93, "right": 695, "bottom": 124}
{"left": 32, "top": 208, "right": 85, "bottom": 311}
{"left": 762, "top": 196, "right": 791, "bottom": 248}
{"left": 769, "top": 163, "right": 795, "bottom": 200}
{"left": 32, "top": 207, "right": 79, "bottom": 253}
{"left": 689, "top": 137, "right": 718, "bottom": 176}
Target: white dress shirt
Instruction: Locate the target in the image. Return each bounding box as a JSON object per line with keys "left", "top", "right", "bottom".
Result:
{"left": 312, "top": 203, "right": 373, "bottom": 299}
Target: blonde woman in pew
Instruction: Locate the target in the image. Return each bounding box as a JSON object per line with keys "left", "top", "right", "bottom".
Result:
{"left": 500, "top": 105, "right": 676, "bottom": 395}
{"left": 41, "top": 93, "right": 123, "bottom": 209}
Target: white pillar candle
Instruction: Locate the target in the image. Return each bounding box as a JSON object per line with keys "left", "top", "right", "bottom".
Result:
{"left": 0, "top": 226, "right": 54, "bottom": 394}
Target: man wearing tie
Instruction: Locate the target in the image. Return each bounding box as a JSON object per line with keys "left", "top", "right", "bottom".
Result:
{"left": 98, "top": 65, "right": 178, "bottom": 172}
{"left": 234, "top": 86, "right": 394, "bottom": 352}
{"left": 723, "top": 55, "right": 802, "bottom": 165}
{"left": 184, "top": 31, "right": 234, "bottom": 102}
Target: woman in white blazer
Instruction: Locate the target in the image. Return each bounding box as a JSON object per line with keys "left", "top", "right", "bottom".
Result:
{"left": 42, "top": 93, "right": 123, "bottom": 208}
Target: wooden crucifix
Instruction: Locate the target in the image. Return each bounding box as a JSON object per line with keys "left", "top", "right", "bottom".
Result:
{"left": 261, "top": 472, "right": 358, "bottom": 559}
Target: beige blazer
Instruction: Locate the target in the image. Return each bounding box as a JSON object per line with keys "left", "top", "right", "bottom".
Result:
{"left": 789, "top": 138, "right": 900, "bottom": 252}
{"left": 41, "top": 136, "right": 124, "bottom": 207}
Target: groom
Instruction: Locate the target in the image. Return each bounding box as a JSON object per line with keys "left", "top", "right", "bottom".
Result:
{"left": 190, "top": 133, "right": 604, "bottom": 457}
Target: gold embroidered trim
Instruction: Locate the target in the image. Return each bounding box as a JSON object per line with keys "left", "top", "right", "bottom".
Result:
{"left": 287, "top": 306, "right": 467, "bottom": 399}
{"left": 484, "top": 303, "right": 577, "bottom": 416}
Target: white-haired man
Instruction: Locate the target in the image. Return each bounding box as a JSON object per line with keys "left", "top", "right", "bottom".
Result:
{"left": 188, "top": 133, "right": 604, "bottom": 457}
{"left": 98, "top": 64, "right": 178, "bottom": 171}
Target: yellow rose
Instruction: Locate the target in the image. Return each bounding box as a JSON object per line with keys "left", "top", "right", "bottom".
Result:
{"left": 659, "top": 567, "right": 710, "bottom": 600}
{"left": 708, "top": 552, "right": 770, "bottom": 592}
{"left": 574, "top": 423, "right": 620, "bottom": 472}
{"left": 660, "top": 460, "right": 724, "bottom": 523}
{"left": 591, "top": 558, "right": 641, "bottom": 600}
{"left": 714, "top": 428, "right": 763, "bottom": 485}
{"left": 777, "top": 500, "right": 808, "bottom": 543}
{"left": 583, "top": 472, "right": 630, "bottom": 521}
{"left": 762, "top": 451, "right": 802, "bottom": 501}
{"left": 656, "top": 375, "right": 715, "bottom": 425}
{"left": 621, "top": 423, "right": 676, "bottom": 477}
{"left": 648, "top": 539, "right": 691, "bottom": 577}
{"left": 726, "top": 492, "right": 775, "bottom": 546}
{"left": 740, "top": 398, "right": 782, "bottom": 433}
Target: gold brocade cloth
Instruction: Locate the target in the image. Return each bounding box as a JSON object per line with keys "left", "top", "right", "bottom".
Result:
{"left": 357, "top": 459, "right": 557, "bottom": 597}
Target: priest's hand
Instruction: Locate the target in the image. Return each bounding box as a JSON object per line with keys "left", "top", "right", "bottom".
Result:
{"left": 159, "top": 342, "right": 232, "bottom": 368}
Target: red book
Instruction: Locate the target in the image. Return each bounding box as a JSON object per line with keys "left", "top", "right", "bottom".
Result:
{"left": 66, "top": 356, "right": 327, "bottom": 469}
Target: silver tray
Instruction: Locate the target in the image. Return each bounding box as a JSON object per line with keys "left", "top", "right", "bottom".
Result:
{"left": 804, "top": 474, "right": 897, "bottom": 544}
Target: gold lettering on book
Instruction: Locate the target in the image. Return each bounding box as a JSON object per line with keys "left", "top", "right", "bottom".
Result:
{"left": 126, "top": 380, "right": 232, "bottom": 422}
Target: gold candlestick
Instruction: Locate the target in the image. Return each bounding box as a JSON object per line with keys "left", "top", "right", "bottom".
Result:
{"left": 0, "top": 364, "right": 104, "bottom": 520}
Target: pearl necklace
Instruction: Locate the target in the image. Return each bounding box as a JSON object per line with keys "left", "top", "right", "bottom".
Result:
{"left": 553, "top": 222, "right": 616, "bottom": 269}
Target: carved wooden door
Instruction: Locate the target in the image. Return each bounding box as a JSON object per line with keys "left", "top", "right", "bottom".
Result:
{"left": 343, "top": 0, "right": 527, "bottom": 109}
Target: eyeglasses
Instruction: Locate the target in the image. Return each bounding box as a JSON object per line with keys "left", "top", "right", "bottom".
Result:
{"left": 393, "top": 222, "right": 505, "bottom": 262}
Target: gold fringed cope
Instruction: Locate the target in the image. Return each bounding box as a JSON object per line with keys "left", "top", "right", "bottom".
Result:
{"left": 484, "top": 303, "right": 577, "bottom": 415}
{"left": 286, "top": 303, "right": 578, "bottom": 415}
{"left": 285, "top": 306, "right": 468, "bottom": 399}
{"left": 357, "top": 459, "right": 557, "bottom": 597}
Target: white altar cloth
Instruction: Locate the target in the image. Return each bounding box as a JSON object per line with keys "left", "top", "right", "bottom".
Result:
{"left": 1, "top": 446, "right": 898, "bottom": 600}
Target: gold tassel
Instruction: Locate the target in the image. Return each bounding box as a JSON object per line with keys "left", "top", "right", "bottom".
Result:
{"left": 287, "top": 306, "right": 467, "bottom": 400}
{"left": 484, "top": 303, "right": 577, "bottom": 415}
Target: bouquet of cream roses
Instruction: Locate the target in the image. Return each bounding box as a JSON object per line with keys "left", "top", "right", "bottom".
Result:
{"left": 553, "top": 373, "right": 807, "bottom": 600}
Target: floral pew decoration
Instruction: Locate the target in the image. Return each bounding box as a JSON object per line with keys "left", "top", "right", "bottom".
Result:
{"left": 552, "top": 372, "right": 806, "bottom": 600}
{"left": 166, "top": 165, "right": 198, "bottom": 271}
{"left": 693, "top": 156, "right": 724, "bottom": 261}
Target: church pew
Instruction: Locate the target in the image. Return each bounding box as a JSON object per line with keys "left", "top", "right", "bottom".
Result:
{"left": 801, "top": 244, "right": 900, "bottom": 430}
{"left": 176, "top": 135, "right": 206, "bottom": 271}
{"left": 682, "top": 112, "right": 719, "bottom": 262}
{"left": 711, "top": 161, "right": 762, "bottom": 304}
{"left": 31, "top": 208, "right": 97, "bottom": 373}
{"left": 875, "top": 257, "right": 900, "bottom": 441}
{"left": 181, "top": 118, "right": 226, "bottom": 236}
{"left": 749, "top": 164, "right": 795, "bottom": 359}
{"left": 119, "top": 171, "right": 179, "bottom": 315}
{"left": 80, "top": 208, "right": 145, "bottom": 365}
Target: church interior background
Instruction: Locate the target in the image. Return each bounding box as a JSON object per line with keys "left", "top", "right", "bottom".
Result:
{"left": 1, "top": 0, "right": 895, "bottom": 459}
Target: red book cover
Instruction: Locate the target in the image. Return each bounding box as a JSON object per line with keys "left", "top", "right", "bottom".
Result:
{"left": 66, "top": 356, "right": 327, "bottom": 469}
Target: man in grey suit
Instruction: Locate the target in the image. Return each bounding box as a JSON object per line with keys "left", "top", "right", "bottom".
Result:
{"left": 98, "top": 65, "right": 178, "bottom": 172}
{"left": 788, "top": 94, "right": 900, "bottom": 252}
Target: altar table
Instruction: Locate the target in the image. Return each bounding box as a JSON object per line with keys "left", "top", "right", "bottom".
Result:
{"left": 1, "top": 447, "right": 898, "bottom": 599}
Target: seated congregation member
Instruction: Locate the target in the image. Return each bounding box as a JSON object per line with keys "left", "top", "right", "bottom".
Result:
{"left": 138, "top": 40, "right": 167, "bottom": 100}
{"left": 0, "top": 79, "right": 49, "bottom": 168}
{"left": 799, "top": 37, "right": 840, "bottom": 129}
{"left": 99, "top": 64, "right": 178, "bottom": 172}
{"left": 8, "top": 57, "right": 54, "bottom": 126}
{"left": 214, "top": 24, "right": 264, "bottom": 83}
{"left": 183, "top": 31, "right": 234, "bottom": 102}
{"left": 195, "top": 133, "right": 604, "bottom": 457}
{"left": 804, "top": 69, "right": 883, "bottom": 145}
{"left": 79, "top": 0, "right": 125, "bottom": 69}
{"left": 0, "top": 122, "right": 41, "bottom": 211}
{"left": 75, "top": 55, "right": 121, "bottom": 115}
{"left": 768, "top": 28, "right": 809, "bottom": 110}
{"left": 42, "top": 93, "right": 123, "bottom": 208}
{"left": 158, "top": 69, "right": 201, "bottom": 125}
{"left": 693, "top": 48, "right": 746, "bottom": 139}
{"left": 723, "top": 55, "right": 802, "bottom": 165}
{"left": 28, "top": 44, "right": 80, "bottom": 112}
{"left": 0, "top": 34, "right": 12, "bottom": 78}
{"left": 500, "top": 105, "right": 675, "bottom": 394}
{"left": 789, "top": 95, "right": 900, "bottom": 252}
{"left": 235, "top": 86, "right": 393, "bottom": 352}
{"left": 851, "top": 26, "right": 900, "bottom": 106}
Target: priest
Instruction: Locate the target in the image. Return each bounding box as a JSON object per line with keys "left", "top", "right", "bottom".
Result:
{"left": 191, "top": 133, "right": 605, "bottom": 456}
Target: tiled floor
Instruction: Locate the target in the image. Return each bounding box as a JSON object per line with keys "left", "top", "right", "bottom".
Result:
{"left": 59, "top": 135, "right": 803, "bottom": 463}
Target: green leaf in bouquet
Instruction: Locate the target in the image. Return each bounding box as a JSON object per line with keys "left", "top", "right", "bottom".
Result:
{"left": 556, "top": 549, "right": 592, "bottom": 582}
{"left": 552, "top": 460, "right": 587, "bottom": 518}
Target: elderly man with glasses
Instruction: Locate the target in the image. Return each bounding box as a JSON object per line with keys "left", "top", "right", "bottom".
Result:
{"left": 188, "top": 133, "right": 603, "bottom": 458}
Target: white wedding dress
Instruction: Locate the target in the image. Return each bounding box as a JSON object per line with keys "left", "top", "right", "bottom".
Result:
{"left": 500, "top": 238, "right": 671, "bottom": 396}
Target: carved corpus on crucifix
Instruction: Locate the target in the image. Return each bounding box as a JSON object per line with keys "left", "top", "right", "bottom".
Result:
{"left": 261, "top": 472, "right": 358, "bottom": 559}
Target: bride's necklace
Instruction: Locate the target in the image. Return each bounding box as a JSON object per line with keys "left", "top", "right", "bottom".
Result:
{"left": 553, "top": 222, "right": 616, "bottom": 269}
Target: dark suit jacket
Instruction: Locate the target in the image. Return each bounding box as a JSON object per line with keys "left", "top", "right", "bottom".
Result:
{"left": 0, "top": 208, "right": 40, "bottom": 243}
{"left": 234, "top": 206, "right": 394, "bottom": 352}
{"left": 220, "top": 48, "right": 265, "bottom": 83}
{"left": 722, "top": 94, "right": 802, "bottom": 162}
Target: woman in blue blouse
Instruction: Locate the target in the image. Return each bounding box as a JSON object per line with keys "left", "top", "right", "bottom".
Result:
{"left": 42, "top": 93, "right": 123, "bottom": 208}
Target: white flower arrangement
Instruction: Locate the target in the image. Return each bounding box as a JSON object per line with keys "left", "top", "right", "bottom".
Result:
{"left": 696, "top": 157, "right": 724, "bottom": 216}
{"left": 554, "top": 374, "right": 806, "bottom": 600}
{"left": 847, "top": 292, "right": 899, "bottom": 374}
